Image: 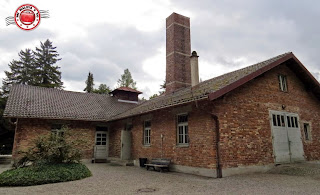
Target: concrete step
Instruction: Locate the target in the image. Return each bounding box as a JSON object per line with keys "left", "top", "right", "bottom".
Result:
{"left": 108, "top": 157, "right": 134, "bottom": 166}
{"left": 0, "top": 155, "right": 12, "bottom": 165}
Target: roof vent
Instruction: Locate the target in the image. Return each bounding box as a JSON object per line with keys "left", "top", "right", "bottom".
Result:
{"left": 110, "top": 87, "right": 142, "bottom": 102}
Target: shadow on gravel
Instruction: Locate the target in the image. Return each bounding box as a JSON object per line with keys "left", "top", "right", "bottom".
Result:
{"left": 267, "top": 163, "right": 320, "bottom": 179}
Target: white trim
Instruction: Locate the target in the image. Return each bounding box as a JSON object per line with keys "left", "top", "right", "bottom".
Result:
{"left": 177, "top": 114, "right": 189, "bottom": 145}
{"left": 166, "top": 51, "right": 191, "bottom": 57}
{"left": 166, "top": 22, "right": 190, "bottom": 30}
{"left": 144, "top": 127, "right": 151, "bottom": 145}
{"left": 279, "top": 75, "right": 288, "bottom": 92}
{"left": 302, "top": 122, "right": 312, "bottom": 141}
{"left": 118, "top": 99, "right": 139, "bottom": 104}
{"left": 269, "top": 110, "right": 305, "bottom": 163}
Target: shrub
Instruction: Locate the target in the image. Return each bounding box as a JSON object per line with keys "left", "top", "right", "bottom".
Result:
{"left": 14, "top": 126, "right": 82, "bottom": 168}
{"left": 0, "top": 163, "right": 92, "bottom": 186}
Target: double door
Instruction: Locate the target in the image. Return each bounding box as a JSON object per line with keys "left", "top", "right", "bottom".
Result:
{"left": 270, "top": 111, "right": 305, "bottom": 163}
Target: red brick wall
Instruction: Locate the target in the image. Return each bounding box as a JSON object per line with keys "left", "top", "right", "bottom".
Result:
{"left": 212, "top": 63, "right": 320, "bottom": 168}
{"left": 108, "top": 120, "right": 123, "bottom": 158}
{"left": 13, "top": 118, "right": 96, "bottom": 160}
{"left": 129, "top": 103, "right": 217, "bottom": 169}
{"left": 123, "top": 63, "right": 320, "bottom": 170}
{"left": 12, "top": 63, "right": 320, "bottom": 171}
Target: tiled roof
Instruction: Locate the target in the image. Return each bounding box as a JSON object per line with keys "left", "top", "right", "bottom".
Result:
{"left": 111, "top": 52, "right": 293, "bottom": 120}
{"left": 3, "top": 85, "right": 138, "bottom": 121}
{"left": 111, "top": 87, "right": 142, "bottom": 94}
{"left": 6, "top": 52, "right": 317, "bottom": 123}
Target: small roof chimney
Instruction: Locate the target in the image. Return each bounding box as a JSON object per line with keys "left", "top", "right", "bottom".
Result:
{"left": 190, "top": 51, "right": 199, "bottom": 86}
{"left": 110, "top": 87, "right": 142, "bottom": 103}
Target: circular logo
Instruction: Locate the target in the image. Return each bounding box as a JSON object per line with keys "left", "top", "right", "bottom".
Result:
{"left": 14, "top": 4, "right": 41, "bottom": 31}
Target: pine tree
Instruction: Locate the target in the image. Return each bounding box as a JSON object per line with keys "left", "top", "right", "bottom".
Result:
{"left": 2, "top": 49, "right": 35, "bottom": 94}
{"left": 84, "top": 72, "right": 94, "bottom": 93}
{"left": 34, "top": 39, "right": 63, "bottom": 88}
{"left": 149, "top": 94, "right": 158, "bottom": 99}
{"left": 93, "top": 84, "right": 111, "bottom": 94}
{"left": 159, "top": 79, "right": 166, "bottom": 95}
{"left": 117, "top": 69, "right": 137, "bottom": 89}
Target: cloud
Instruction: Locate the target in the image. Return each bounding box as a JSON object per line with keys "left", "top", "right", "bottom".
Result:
{"left": 1, "top": 0, "right": 320, "bottom": 99}
{"left": 166, "top": 0, "right": 320, "bottom": 82}
{"left": 57, "top": 23, "right": 164, "bottom": 97}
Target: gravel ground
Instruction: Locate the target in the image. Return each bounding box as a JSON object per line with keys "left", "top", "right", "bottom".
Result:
{"left": 0, "top": 163, "right": 320, "bottom": 195}
{"left": 268, "top": 162, "right": 320, "bottom": 179}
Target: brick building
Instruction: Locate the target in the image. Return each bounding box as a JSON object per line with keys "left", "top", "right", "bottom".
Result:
{"left": 4, "top": 13, "right": 320, "bottom": 177}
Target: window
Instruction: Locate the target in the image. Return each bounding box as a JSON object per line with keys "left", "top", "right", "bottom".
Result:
{"left": 143, "top": 121, "right": 151, "bottom": 146}
{"left": 272, "top": 114, "right": 285, "bottom": 127}
{"left": 271, "top": 114, "right": 298, "bottom": 128}
{"left": 303, "top": 123, "right": 311, "bottom": 141}
{"left": 96, "top": 126, "right": 108, "bottom": 131}
{"left": 279, "top": 75, "right": 288, "bottom": 92}
{"left": 96, "top": 132, "right": 107, "bottom": 145}
{"left": 177, "top": 114, "right": 189, "bottom": 145}
{"left": 51, "top": 124, "right": 64, "bottom": 137}
{"left": 287, "top": 116, "right": 298, "bottom": 128}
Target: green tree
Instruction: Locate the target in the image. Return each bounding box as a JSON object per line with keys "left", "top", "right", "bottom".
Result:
{"left": 159, "top": 79, "right": 166, "bottom": 95}
{"left": 34, "top": 39, "right": 63, "bottom": 88}
{"left": 117, "top": 69, "right": 137, "bottom": 89}
{"left": 93, "top": 84, "right": 111, "bottom": 94}
{"left": 2, "top": 49, "right": 36, "bottom": 94}
{"left": 0, "top": 94, "right": 14, "bottom": 138}
{"left": 84, "top": 72, "right": 94, "bottom": 93}
{"left": 149, "top": 94, "right": 158, "bottom": 99}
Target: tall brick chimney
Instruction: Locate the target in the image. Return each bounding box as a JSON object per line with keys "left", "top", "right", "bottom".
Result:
{"left": 166, "top": 13, "right": 191, "bottom": 94}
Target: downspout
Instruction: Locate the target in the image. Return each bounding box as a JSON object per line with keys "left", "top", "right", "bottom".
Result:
{"left": 11, "top": 118, "right": 19, "bottom": 160}
{"left": 194, "top": 100, "right": 222, "bottom": 178}
{"left": 211, "top": 114, "right": 222, "bottom": 178}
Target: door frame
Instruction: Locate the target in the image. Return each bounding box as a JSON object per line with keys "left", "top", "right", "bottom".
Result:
{"left": 269, "top": 110, "right": 305, "bottom": 163}
{"left": 94, "top": 130, "right": 109, "bottom": 160}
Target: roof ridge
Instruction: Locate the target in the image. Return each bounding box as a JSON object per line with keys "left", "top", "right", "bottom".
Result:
{"left": 198, "top": 52, "right": 292, "bottom": 86}
{"left": 12, "top": 84, "right": 111, "bottom": 97}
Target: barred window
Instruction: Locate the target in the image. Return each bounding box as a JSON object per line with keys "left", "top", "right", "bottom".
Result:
{"left": 303, "top": 123, "right": 311, "bottom": 141}
{"left": 51, "top": 124, "right": 64, "bottom": 137}
{"left": 177, "top": 114, "right": 189, "bottom": 145}
{"left": 144, "top": 121, "right": 151, "bottom": 145}
{"left": 279, "top": 75, "right": 288, "bottom": 92}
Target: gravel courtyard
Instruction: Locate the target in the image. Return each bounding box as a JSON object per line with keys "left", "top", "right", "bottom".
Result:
{"left": 1, "top": 163, "right": 320, "bottom": 195}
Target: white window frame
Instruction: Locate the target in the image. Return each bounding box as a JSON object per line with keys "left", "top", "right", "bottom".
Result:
{"left": 95, "top": 131, "right": 107, "bottom": 146}
{"left": 143, "top": 121, "right": 151, "bottom": 146}
{"left": 279, "top": 75, "right": 288, "bottom": 92}
{"left": 303, "top": 122, "right": 312, "bottom": 141}
{"left": 177, "top": 114, "right": 189, "bottom": 146}
{"left": 51, "top": 124, "right": 64, "bottom": 138}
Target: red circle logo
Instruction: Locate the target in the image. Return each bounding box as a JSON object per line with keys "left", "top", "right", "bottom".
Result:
{"left": 15, "top": 4, "right": 41, "bottom": 31}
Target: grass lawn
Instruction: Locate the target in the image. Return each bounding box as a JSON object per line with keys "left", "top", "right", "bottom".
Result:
{"left": 0, "top": 163, "right": 92, "bottom": 186}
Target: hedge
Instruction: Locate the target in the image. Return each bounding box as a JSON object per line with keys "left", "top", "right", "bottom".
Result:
{"left": 0, "top": 163, "right": 92, "bottom": 186}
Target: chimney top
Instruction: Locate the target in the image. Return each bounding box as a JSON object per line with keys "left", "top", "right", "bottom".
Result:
{"left": 191, "top": 51, "right": 199, "bottom": 57}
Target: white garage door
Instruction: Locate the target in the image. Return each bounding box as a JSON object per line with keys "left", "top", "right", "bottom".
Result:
{"left": 270, "top": 111, "right": 305, "bottom": 164}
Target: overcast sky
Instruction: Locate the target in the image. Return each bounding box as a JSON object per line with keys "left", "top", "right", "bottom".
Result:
{"left": 1, "top": 0, "right": 320, "bottom": 98}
